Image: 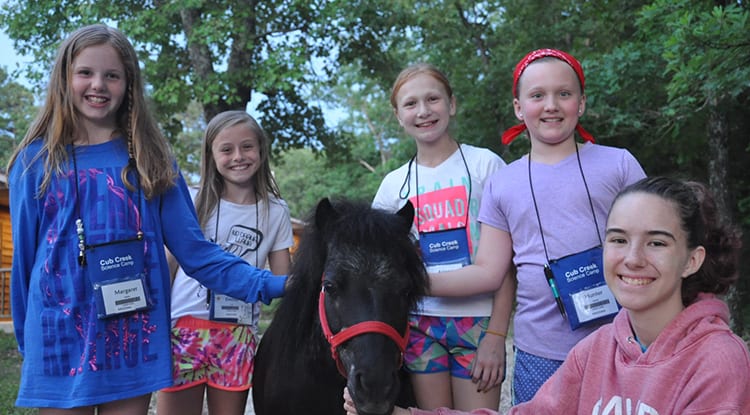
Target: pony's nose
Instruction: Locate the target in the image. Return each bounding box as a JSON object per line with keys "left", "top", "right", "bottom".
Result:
{"left": 353, "top": 366, "right": 398, "bottom": 394}
{"left": 350, "top": 367, "right": 399, "bottom": 414}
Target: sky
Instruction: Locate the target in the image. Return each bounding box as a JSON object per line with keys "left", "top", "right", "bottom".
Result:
{"left": 0, "top": 30, "right": 15, "bottom": 59}
{"left": 0, "top": 28, "right": 32, "bottom": 86}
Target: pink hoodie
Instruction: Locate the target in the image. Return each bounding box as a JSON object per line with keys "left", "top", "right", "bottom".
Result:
{"left": 410, "top": 295, "right": 750, "bottom": 415}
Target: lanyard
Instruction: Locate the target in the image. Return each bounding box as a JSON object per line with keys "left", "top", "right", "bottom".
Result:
{"left": 399, "top": 142, "right": 472, "bottom": 234}
{"left": 71, "top": 145, "right": 143, "bottom": 266}
{"left": 206, "top": 197, "right": 260, "bottom": 307}
{"left": 528, "top": 143, "right": 602, "bottom": 264}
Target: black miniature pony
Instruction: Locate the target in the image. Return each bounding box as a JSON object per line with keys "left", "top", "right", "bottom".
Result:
{"left": 252, "top": 198, "right": 428, "bottom": 415}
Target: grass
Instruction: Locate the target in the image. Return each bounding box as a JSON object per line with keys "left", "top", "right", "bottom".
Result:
{"left": 0, "top": 331, "right": 36, "bottom": 414}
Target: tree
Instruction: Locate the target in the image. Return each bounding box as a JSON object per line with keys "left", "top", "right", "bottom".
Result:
{"left": 326, "top": 0, "right": 750, "bottom": 334}
{"left": 0, "top": 0, "right": 339, "bottom": 152}
{"left": 635, "top": 0, "right": 750, "bottom": 334}
{"left": 316, "top": 63, "right": 403, "bottom": 170}
{"left": 273, "top": 138, "right": 385, "bottom": 219}
{"left": 0, "top": 66, "right": 34, "bottom": 168}
{"left": 169, "top": 100, "right": 206, "bottom": 185}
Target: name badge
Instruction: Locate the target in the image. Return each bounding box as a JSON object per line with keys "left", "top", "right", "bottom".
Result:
{"left": 87, "top": 239, "right": 151, "bottom": 319}
{"left": 548, "top": 246, "right": 620, "bottom": 330}
{"left": 209, "top": 293, "right": 257, "bottom": 325}
{"left": 419, "top": 227, "right": 471, "bottom": 273}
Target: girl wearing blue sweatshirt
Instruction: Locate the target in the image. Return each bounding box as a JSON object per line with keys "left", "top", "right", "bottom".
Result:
{"left": 7, "top": 24, "right": 286, "bottom": 414}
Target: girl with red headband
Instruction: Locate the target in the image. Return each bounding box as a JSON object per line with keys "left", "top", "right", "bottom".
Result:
{"left": 372, "top": 63, "right": 516, "bottom": 412}
{"left": 424, "top": 48, "right": 646, "bottom": 404}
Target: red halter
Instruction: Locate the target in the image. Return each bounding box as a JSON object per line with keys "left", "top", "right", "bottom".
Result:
{"left": 318, "top": 277, "right": 410, "bottom": 378}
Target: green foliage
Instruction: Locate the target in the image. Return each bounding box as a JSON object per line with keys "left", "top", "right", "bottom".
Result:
{"left": 273, "top": 148, "right": 328, "bottom": 219}
{"left": 0, "top": 0, "right": 338, "bottom": 151}
{"left": 0, "top": 66, "right": 35, "bottom": 169}
{"left": 169, "top": 100, "right": 206, "bottom": 185}
{"left": 273, "top": 144, "right": 384, "bottom": 219}
{"left": 638, "top": 0, "right": 750, "bottom": 122}
{"left": 2, "top": 0, "right": 749, "bottom": 334}
{"left": 635, "top": 0, "right": 750, "bottom": 227}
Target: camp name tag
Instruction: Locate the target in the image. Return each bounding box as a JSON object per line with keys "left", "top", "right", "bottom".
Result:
{"left": 549, "top": 246, "right": 620, "bottom": 330}
{"left": 87, "top": 239, "right": 151, "bottom": 319}
{"left": 209, "top": 293, "right": 256, "bottom": 325}
{"left": 419, "top": 227, "right": 471, "bottom": 273}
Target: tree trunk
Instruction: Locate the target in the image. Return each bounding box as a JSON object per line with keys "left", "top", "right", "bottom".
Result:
{"left": 707, "top": 95, "right": 745, "bottom": 336}
{"left": 224, "top": 0, "right": 258, "bottom": 115}
{"left": 180, "top": 7, "right": 224, "bottom": 121}
{"left": 180, "top": 3, "right": 258, "bottom": 123}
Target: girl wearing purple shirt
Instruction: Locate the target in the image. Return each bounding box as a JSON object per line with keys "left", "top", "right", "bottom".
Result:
{"left": 426, "top": 49, "right": 645, "bottom": 404}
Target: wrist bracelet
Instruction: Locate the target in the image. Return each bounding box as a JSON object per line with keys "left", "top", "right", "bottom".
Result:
{"left": 485, "top": 329, "right": 507, "bottom": 338}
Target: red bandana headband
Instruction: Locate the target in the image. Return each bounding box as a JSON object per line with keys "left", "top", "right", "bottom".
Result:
{"left": 501, "top": 48, "right": 595, "bottom": 145}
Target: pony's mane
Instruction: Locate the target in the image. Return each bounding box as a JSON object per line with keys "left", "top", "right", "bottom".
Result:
{"left": 266, "top": 198, "right": 427, "bottom": 355}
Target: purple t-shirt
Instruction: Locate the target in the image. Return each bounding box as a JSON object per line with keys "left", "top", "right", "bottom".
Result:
{"left": 479, "top": 143, "right": 645, "bottom": 360}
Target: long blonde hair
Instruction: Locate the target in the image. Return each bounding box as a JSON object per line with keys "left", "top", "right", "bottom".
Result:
{"left": 194, "top": 110, "right": 281, "bottom": 228}
{"left": 7, "top": 24, "right": 176, "bottom": 198}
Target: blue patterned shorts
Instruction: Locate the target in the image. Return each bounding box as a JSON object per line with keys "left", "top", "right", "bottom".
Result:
{"left": 512, "top": 347, "right": 563, "bottom": 404}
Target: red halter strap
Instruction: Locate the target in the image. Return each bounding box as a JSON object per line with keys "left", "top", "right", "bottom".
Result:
{"left": 318, "top": 279, "right": 409, "bottom": 378}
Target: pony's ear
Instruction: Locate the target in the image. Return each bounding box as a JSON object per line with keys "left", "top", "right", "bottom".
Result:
{"left": 396, "top": 200, "right": 415, "bottom": 233}
{"left": 314, "top": 197, "right": 337, "bottom": 231}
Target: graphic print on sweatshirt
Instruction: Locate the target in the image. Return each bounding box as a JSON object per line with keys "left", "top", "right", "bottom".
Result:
{"left": 593, "top": 396, "right": 658, "bottom": 415}
{"left": 40, "top": 167, "right": 158, "bottom": 377}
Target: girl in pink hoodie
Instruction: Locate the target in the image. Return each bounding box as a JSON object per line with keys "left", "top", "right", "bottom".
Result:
{"left": 345, "top": 176, "right": 750, "bottom": 415}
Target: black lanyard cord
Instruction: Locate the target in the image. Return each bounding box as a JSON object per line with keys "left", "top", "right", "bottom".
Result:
{"left": 529, "top": 143, "right": 601, "bottom": 264}
{"left": 206, "top": 197, "right": 259, "bottom": 307}
{"left": 407, "top": 142, "right": 472, "bottom": 234}
{"left": 399, "top": 155, "right": 416, "bottom": 201}
{"left": 72, "top": 144, "right": 143, "bottom": 266}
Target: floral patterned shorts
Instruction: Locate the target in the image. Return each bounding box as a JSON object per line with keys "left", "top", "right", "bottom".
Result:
{"left": 162, "top": 315, "right": 257, "bottom": 392}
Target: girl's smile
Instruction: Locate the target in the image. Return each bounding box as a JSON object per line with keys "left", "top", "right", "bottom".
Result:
{"left": 604, "top": 192, "right": 705, "bottom": 327}
{"left": 394, "top": 73, "right": 456, "bottom": 146}
{"left": 212, "top": 122, "right": 261, "bottom": 196}
{"left": 71, "top": 43, "right": 127, "bottom": 142}
{"left": 513, "top": 59, "right": 585, "bottom": 148}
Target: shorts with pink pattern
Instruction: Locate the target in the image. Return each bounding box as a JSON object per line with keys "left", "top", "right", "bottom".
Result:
{"left": 404, "top": 315, "right": 488, "bottom": 379}
{"left": 161, "top": 315, "right": 257, "bottom": 392}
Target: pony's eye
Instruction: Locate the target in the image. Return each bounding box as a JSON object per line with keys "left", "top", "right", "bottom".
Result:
{"left": 322, "top": 280, "right": 337, "bottom": 295}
